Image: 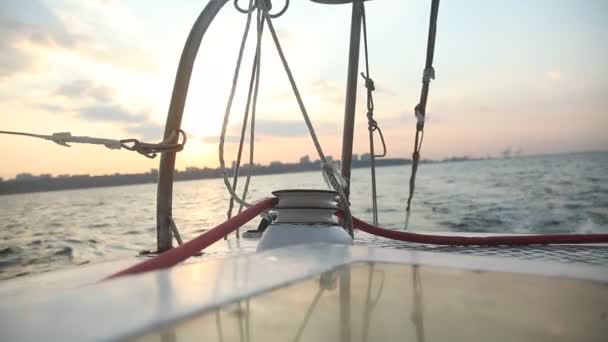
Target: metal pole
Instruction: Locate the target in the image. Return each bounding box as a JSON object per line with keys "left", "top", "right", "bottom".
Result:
{"left": 156, "top": 0, "right": 228, "bottom": 252}
{"left": 340, "top": 0, "right": 363, "bottom": 199}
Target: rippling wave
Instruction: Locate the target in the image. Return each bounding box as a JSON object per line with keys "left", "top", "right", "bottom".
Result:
{"left": 1, "top": 152, "right": 606, "bottom": 280}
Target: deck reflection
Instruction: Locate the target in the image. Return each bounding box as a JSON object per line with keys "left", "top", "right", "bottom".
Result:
{"left": 134, "top": 262, "right": 608, "bottom": 342}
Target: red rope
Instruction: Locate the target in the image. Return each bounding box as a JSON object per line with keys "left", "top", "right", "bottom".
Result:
{"left": 337, "top": 211, "right": 608, "bottom": 246}
{"left": 106, "top": 197, "right": 277, "bottom": 280}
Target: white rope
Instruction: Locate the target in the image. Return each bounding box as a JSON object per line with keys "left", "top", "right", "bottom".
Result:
{"left": 238, "top": 8, "right": 264, "bottom": 215}
{"left": 415, "top": 107, "right": 425, "bottom": 126}
{"left": 0, "top": 130, "right": 122, "bottom": 149}
{"left": 219, "top": 0, "right": 256, "bottom": 209}
{"left": 218, "top": 1, "right": 354, "bottom": 235}
{"left": 0, "top": 130, "right": 186, "bottom": 159}
{"left": 226, "top": 7, "right": 264, "bottom": 239}
{"left": 422, "top": 66, "right": 435, "bottom": 83}
{"left": 258, "top": 0, "right": 354, "bottom": 235}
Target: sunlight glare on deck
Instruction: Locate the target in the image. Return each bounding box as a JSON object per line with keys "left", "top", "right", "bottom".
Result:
{"left": 133, "top": 262, "right": 608, "bottom": 342}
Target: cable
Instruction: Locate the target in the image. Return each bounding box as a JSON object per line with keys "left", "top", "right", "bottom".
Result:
{"left": 359, "top": 1, "right": 386, "bottom": 225}
{"left": 406, "top": 0, "right": 440, "bottom": 213}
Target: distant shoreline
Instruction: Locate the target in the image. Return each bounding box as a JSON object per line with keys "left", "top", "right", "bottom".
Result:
{"left": 0, "top": 158, "right": 415, "bottom": 196}
{"left": 2, "top": 150, "right": 605, "bottom": 196}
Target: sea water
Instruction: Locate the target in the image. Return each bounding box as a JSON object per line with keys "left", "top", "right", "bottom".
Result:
{"left": 1, "top": 152, "right": 607, "bottom": 280}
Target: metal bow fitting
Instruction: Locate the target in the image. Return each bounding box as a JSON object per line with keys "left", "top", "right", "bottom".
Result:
{"left": 120, "top": 129, "right": 187, "bottom": 159}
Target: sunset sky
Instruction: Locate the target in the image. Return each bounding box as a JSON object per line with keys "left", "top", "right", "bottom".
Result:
{"left": 1, "top": 0, "right": 606, "bottom": 179}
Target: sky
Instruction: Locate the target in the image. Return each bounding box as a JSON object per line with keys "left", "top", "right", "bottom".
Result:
{"left": 0, "top": 0, "right": 606, "bottom": 179}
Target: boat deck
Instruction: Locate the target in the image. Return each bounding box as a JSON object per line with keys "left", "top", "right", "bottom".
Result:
{"left": 136, "top": 261, "right": 608, "bottom": 342}
{"left": 1, "top": 244, "right": 606, "bottom": 341}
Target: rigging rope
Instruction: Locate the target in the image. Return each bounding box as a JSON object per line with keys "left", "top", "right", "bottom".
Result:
{"left": 226, "top": 5, "right": 265, "bottom": 239}
{"left": 0, "top": 129, "right": 186, "bottom": 159}
{"left": 219, "top": 0, "right": 257, "bottom": 209}
{"left": 259, "top": 0, "right": 354, "bottom": 236}
{"left": 238, "top": 8, "right": 264, "bottom": 216}
{"left": 359, "top": 1, "right": 386, "bottom": 226}
{"left": 405, "top": 0, "right": 440, "bottom": 215}
{"left": 219, "top": 0, "right": 354, "bottom": 236}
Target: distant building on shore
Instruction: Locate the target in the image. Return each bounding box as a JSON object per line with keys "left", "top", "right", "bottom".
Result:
{"left": 15, "top": 173, "right": 52, "bottom": 182}
{"left": 299, "top": 155, "right": 311, "bottom": 164}
{"left": 1, "top": 156, "right": 410, "bottom": 195}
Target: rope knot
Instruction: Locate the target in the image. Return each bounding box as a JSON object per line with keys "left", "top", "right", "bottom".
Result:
{"left": 360, "top": 73, "right": 375, "bottom": 91}
{"left": 321, "top": 161, "right": 347, "bottom": 191}
{"left": 367, "top": 112, "right": 378, "bottom": 131}
{"left": 235, "top": 0, "right": 290, "bottom": 18}
{"left": 414, "top": 104, "right": 425, "bottom": 130}
{"left": 258, "top": 0, "right": 272, "bottom": 11}
{"left": 422, "top": 66, "right": 435, "bottom": 83}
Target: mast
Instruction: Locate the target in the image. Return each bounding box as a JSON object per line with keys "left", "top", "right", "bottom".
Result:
{"left": 340, "top": 0, "right": 363, "bottom": 199}
{"left": 339, "top": 4, "right": 361, "bottom": 341}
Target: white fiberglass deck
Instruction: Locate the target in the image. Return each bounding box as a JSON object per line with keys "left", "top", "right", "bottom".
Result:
{"left": 135, "top": 262, "right": 608, "bottom": 342}
{"left": 1, "top": 244, "right": 607, "bottom": 342}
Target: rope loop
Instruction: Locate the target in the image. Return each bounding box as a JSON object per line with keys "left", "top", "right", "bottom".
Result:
{"left": 372, "top": 126, "right": 387, "bottom": 158}
{"left": 234, "top": 0, "right": 290, "bottom": 18}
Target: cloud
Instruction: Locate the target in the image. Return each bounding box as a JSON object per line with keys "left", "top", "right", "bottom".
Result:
{"left": 478, "top": 105, "right": 497, "bottom": 113}
{"left": 37, "top": 103, "right": 68, "bottom": 113}
{"left": 547, "top": 70, "right": 561, "bottom": 81}
{"left": 56, "top": 80, "right": 114, "bottom": 102}
{"left": 307, "top": 79, "right": 397, "bottom": 106}
{"left": 0, "top": 43, "right": 31, "bottom": 78}
{"left": 39, "top": 79, "right": 164, "bottom": 141}
{"left": 79, "top": 104, "right": 143, "bottom": 123}
{"left": 0, "top": 1, "right": 79, "bottom": 78}
{"left": 254, "top": 119, "right": 310, "bottom": 137}
{"left": 76, "top": 104, "right": 163, "bottom": 140}
{"left": 202, "top": 136, "right": 243, "bottom": 144}
{"left": 0, "top": 1, "right": 78, "bottom": 48}
{"left": 126, "top": 122, "right": 164, "bottom": 141}
{"left": 0, "top": 0, "right": 156, "bottom": 80}
{"left": 204, "top": 119, "right": 338, "bottom": 143}
{"left": 246, "top": 119, "right": 337, "bottom": 137}
{"left": 311, "top": 80, "right": 344, "bottom": 104}
{"left": 375, "top": 84, "right": 398, "bottom": 96}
